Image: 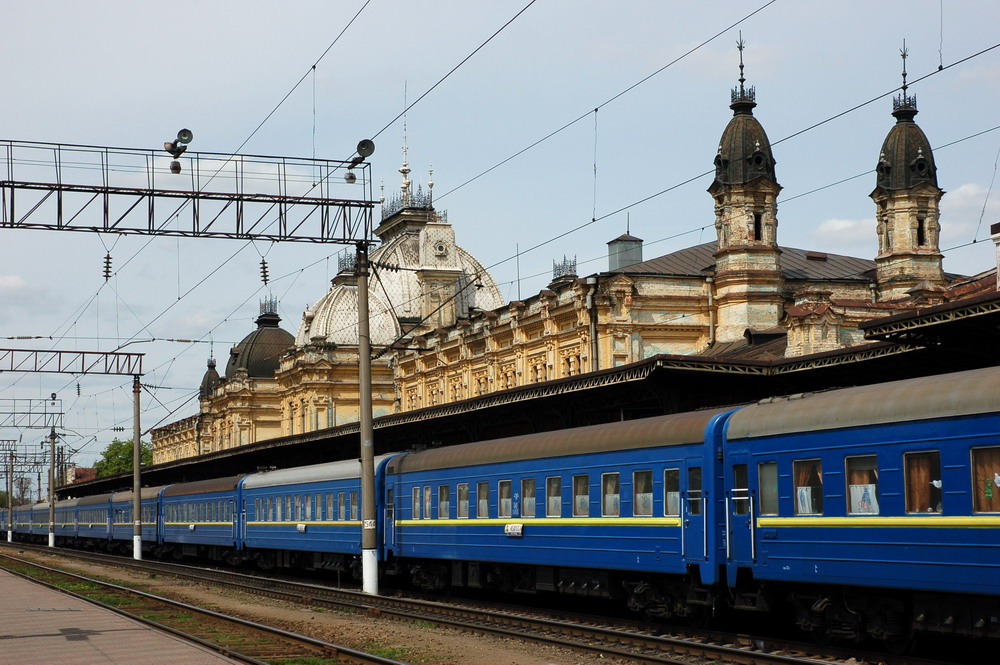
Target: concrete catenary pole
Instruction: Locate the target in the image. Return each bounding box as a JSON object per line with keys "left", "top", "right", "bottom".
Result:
{"left": 356, "top": 243, "right": 378, "bottom": 595}
{"left": 132, "top": 375, "right": 142, "bottom": 560}
{"left": 47, "top": 427, "right": 56, "bottom": 547}
{"left": 6, "top": 451, "right": 13, "bottom": 542}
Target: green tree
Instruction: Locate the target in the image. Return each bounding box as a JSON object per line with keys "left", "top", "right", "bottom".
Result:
{"left": 0, "top": 490, "right": 8, "bottom": 509}
{"left": 94, "top": 438, "right": 152, "bottom": 477}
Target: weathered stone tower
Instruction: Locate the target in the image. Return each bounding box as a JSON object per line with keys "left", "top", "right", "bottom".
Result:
{"left": 870, "top": 47, "right": 946, "bottom": 301}
{"left": 707, "top": 41, "right": 784, "bottom": 342}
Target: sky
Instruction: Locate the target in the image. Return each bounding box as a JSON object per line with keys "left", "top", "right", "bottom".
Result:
{"left": 2, "top": 1, "right": 999, "bottom": 477}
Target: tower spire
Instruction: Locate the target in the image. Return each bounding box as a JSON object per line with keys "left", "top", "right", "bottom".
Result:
{"left": 730, "top": 32, "right": 756, "bottom": 113}
{"left": 893, "top": 39, "right": 917, "bottom": 117}
{"left": 399, "top": 83, "right": 411, "bottom": 207}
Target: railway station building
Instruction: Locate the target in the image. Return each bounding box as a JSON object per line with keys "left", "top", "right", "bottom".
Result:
{"left": 151, "top": 65, "right": 996, "bottom": 465}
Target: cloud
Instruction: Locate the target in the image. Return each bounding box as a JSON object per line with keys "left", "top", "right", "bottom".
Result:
{"left": 0, "top": 275, "right": 27, "bottom": 291}
{"left": 941, "top": 182, "right": 1000, "bottom": 245}
{"left": 811, "top": 217, "right": 877, "bottom": 258}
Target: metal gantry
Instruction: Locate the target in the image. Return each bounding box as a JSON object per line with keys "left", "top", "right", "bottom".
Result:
{"left": 0, "top": 349, "right": 142, "bottom": 375}
{"left": 1, "top": 140, "right": 374, "bottom": 243}
{"left": 1, "top": 138, "right": 379, "bottom": 586}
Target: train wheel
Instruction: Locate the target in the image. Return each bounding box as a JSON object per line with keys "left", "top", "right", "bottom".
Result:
{"left": 882, "top": 631, "right": 915, "bottom": 655}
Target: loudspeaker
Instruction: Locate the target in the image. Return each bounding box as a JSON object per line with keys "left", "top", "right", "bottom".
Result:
{"left": 356, "top": 139, "right": 375, "bottom": 157}
{"left": 177, "top": 128, "right": 194, "bottom": 144}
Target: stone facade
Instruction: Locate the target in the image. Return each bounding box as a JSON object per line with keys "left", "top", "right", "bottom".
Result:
{"left": 153, "top": 58, "right": 983, "bottom": 464}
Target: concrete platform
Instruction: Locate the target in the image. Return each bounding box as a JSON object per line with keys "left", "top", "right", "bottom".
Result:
{"left": 0, "top": 568, "right": 241, "bottom": 664}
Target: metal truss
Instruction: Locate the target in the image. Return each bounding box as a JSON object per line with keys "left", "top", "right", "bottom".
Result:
{"left": 0, "top": 349, "right": 142, "bottom": 376}
{"left": 0, "top": 399, "right": 63, "bottom": 428}
{"left": 1, "top": 140, "right": 375, "bottom": 243}
{"left": 862, "top": 297, "right": 1000, "bottom": 342}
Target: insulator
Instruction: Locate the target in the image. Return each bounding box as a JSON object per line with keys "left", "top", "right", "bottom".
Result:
{"left": 76, "top": 382, "right": 81, "bottom": 396}
{"left": 102, "top": 254, "right": 112, "bottom": 281}
{"left": 260, "top": 259, "right": 269, "bottom": 285}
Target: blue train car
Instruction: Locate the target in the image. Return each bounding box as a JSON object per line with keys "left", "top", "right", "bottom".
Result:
{"left": 723, "top": 367, "right": 1000, "bottom": 643}
{"left": 76, "top": 493, "right": 113, "bottom": 547}
{"left": 11, "top": 504, "right": 31, "bottom": 538}
{"left": 29, "top": 502, "right": 49, "bottom": 540}
{"left": 53, "top": 498, "right": 80, "bottom": 543}
{"left": 111, "top": 486, "right": 169, "bottom": 550}
{"left": 240, "top": 455, "right": 394, "bottom": 574}
{"left": 384, "top": 408, "right": 733, "bottom": 618}
{"left": 161, "top": 476, "right": 241, "bottom": 561}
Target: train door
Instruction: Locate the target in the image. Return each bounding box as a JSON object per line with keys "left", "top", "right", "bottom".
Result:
{"left": 383, "top": 487, "right": 396, "bottom": 553}
{"left": 235, "top": 500, "right": 242, "bottom": 545}
{"left": 682, "top": 458, "right": 706, "bottom": 564}
{"left": 725, "top": 454, "right": 754, "bottom": 572}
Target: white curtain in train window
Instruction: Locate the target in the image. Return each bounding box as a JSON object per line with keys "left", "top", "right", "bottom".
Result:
{"left": 848, "top": 484, "right": 879, "bottom": 514}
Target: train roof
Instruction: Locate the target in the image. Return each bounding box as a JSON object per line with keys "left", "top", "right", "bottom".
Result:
{"left": 726, "top": 366, "right": 1000, "bottom": 440}
{"left": 112, "top": 485, "right": 169, "bottom": 502}
{"left": 388, "top": 407, "right": 731, "bottom": 474}
{"left": 78, "top": 493, "right": 115, "bottom": 506}
{"left": 241, "top": 454, "right": 395, "bottom": 490}
{"left": 161, "top": 475, "right": 243, "bottom": 498}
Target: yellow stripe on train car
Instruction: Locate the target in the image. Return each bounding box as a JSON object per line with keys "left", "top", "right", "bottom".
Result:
{"left": 756, "top": 516, "right": 1000, "bottom": 528}
{"left": 395, "top": 517, "right": 683, "bottom": 527}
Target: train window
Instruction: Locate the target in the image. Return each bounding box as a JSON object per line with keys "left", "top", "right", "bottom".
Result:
{"left": 326, "top": 494, "right": 334, "bottom": 521}
{"left": 793, "top": 459, "right": 824, "bottom": 515}
{"left": 758, "top": 462, "right": 779, "bottom": 515}
{"left": 498, "top": 480, "right": 512, "bottom": 518}
{"left": 255, "top": 499, "right": 261, "bottom": 520}
{"left": 422, "top": 486, "right": 431, "bottom": 520}
{"left": 386, "top": 489, "right": 394, "bottom": 524}
{"left": 846, "top": 456, "right": 879, "bottom": 515}
{"left": 339, "top": 492, "right": 346, "bottom": 520}
{"left": 602, "top": 473, "right": 620, "bottom": 517}
{"left": 573, "top": 475, "right": 590, "bottom": 517}
{"left": 457, "top": 483, "right": 469, "bottom": 518}
{"left": 295, "top": 495, "right": 302, "bottom": 521}
{"left": 546, "top": 477, "right": 561, "bottom": 517}
{"left": 286, "top": 496, "right": 293, "bottom": 521}
{"left": 267, "top": 497, "right": 274, "bottom": 521}
{"left": 305, "top": 495, "right": 312, "bottom": 521}
{"left": 315, "top": 494, "right": 322, "bottom": 520}
{"left": 732, "top": 464, "right": 749, "bottom": 515}
{"left": 664, "top": 469, "right": 680, "bottom": 516}
{"left": 477, "top": 481, "right": 490, "bottom": 518}
{"left": 521, "top": 478, "right": 536, "bottom": 518}
{"left": 633, "top": 470, "right": 652, "bottom": 516}
{"left": 687, "top": 468, "right": 702, "bottom": 516}
{"left": 351, "top": 491, "right": 359, "bottom": 520}
{"left": 972, "top": 446, "right": 1000, "bottom": 513}
{"left": 438, "top": 486, "right": 450, "bottom": 518}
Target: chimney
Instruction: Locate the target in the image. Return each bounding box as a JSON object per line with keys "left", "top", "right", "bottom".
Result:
{"left": 607, "top": 233, "right": 643, "bottom": 271}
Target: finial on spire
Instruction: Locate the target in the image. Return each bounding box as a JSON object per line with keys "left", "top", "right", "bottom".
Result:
{"left": 737, "top": 32, "right": 747, "bottom": 94}
{"left": 730, "top": 31, "right": 756, "bottom": 112}
{"left": 399, "top": 83, "right": 412, "bottom": 206}
{"left": 892, "top": 39, "right": 917, "bottom": 117}
{"left": 900, "top": 39, "right": 909, "bottom": 95}
{"left": 427, "top": 164, "right": 434, "bottom": 206}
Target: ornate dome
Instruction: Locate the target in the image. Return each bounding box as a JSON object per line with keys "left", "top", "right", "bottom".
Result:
{"left": 224, "top": 303, "right": 295, "bottom": 379}
{"left": 296, "top": 272, "right": 401, "bottom": 347}
{"left": 199, "top": 358, "right": 221, "bottom": 398}
{"left": 711, "top": 85, "right": 777, "bottom": 187}
{"left": 874, "top": 94, "right": 938, "bottom": 191}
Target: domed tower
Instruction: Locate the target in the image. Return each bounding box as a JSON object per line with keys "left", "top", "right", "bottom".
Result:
{"left": 225, "top": 298, "right": 295, "bottom": 380}
{"left": 870, "top": 46, "right": 946, "bottom": 300}
{"left": 707, "top": 39, "right": 784, "bottom": 342}
{"left": 199, "top": 358, "right": 221, "bottom": 399}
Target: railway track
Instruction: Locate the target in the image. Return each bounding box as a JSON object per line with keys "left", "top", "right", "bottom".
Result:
{"left": 1, "top": 542, "right": 959, "bottom": 665}
{"left": 0, "top": 550, "right": 408, "bottom": 665}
